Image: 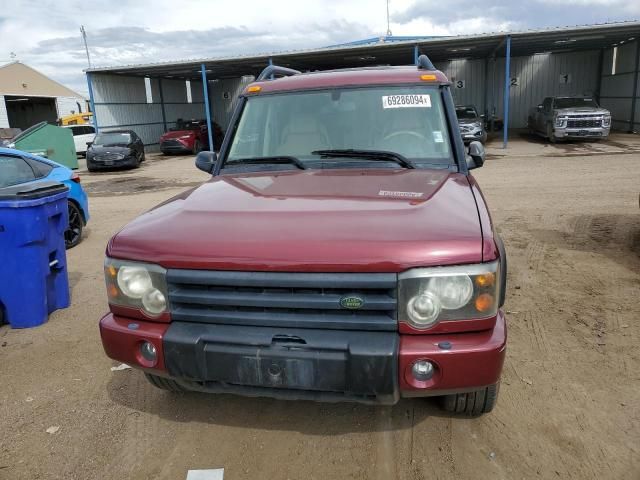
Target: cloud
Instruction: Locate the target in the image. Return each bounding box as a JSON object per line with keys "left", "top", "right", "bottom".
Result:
{"left": 0, "top": 0, "right": 638, "bottom": 96}
{"left": 392, "top": 0, "right": 639, "bottom": 31}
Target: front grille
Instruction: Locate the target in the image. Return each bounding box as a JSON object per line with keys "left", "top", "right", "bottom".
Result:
{"left": 94, "top": 153, "right": 124, "bottom": 161}
{"left": 161, "top": 140, "right": 184, "bottom": 148}
{"left": 167, "top": 270, "right": 398, "bottom": 331}
{"left": 566, "top": 118, "right": 601, "bottom": 128}
{"left": 459, "top": 125, "right": 472, "bottom": 133}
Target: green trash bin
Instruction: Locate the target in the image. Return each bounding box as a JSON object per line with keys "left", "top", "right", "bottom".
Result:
{"left": 12, "top": 122, "right": 78, "bottom": 169}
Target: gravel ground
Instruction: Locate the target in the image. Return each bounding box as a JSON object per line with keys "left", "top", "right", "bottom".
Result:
{"left": 1, "top": 135, "right": 639, "bottom": 479}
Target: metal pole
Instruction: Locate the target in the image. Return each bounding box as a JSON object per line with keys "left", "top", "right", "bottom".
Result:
{"left": 414, "top": 45, "right": 419, "bottom": 65}
{"left": 158, "top": 78, "right": 167, "bottom": 133}
{"left": 502, "top": 35, "right": 511, "bottom": 149}
{"left": 86, "top": 72, "right": 98, "bottom": 132}
{"left": 80, "top": 26, "right": 92, "bottom": 69}
{"left": 201, "top": 64, "right": 214, "bottom": 151}
{"left": 629, "top": 40, "right": 640, "bottom": 133}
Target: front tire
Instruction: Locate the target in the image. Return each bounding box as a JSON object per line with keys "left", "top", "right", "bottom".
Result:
{"left": 546, "top": 123, "right": 557, "bottom": 143}
{"left": 145, "top": 373, "right": 187, "bottom": 392}
{"left": 192, "top": 140, "right": 202, "bottom": 155}
{"left": 65, "top": 201, "right": 83, "bottom": 249}
{"left": 441, "top": 383, "right": 499, "bottom": 416}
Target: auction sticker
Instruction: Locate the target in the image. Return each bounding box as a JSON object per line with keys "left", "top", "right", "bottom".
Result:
{"left": 382, "top": 94, "right": 431, "bottom": 109}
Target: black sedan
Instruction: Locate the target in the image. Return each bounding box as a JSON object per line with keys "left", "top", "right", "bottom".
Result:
{"left": 86, "top": 130, "right": 145, "bottom": 172}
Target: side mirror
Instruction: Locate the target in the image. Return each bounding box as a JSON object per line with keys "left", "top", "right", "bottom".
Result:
{"left": 466, "top": 141, "right": 485, "bottom": 170}
{"left": 536, "top": 104, "right": 543, "bottom": 111}
{"left": 195, "top": 151, "right": 217, "bottom": 174}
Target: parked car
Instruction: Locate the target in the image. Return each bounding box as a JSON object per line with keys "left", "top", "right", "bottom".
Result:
{"left": 63, "top": 124, "right": 96, "bottom": 156}
{"left": 528, "top": 96, "right": 611, "bottom": 142}
{"left": 455, "top": 105, "right": 487, "bottom": 144}
{"left": 86, "top": 130, "right": 145, "bottom": 172}
{"left": 159, "top": 119, "right": 224, "bottom": 155}
{"left": 0, "top": 147, "right": 89, "bottom": 248}
{"left": 99, "top": 57, "right": 507, "bottom": 415}
{"left": 160, "top": 119, "right": 209, "bottom": 155}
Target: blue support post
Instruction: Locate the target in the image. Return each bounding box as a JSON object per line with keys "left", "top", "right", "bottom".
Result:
{"left": 86, "top": 72, "right": 98, "bottom": 132}
{"left": 502, "top": 35, "right": 511, "bottom": 149}
{"left": 201, "top": 63, "right": 214, "bottom": 151}
{"left": 414, "top": 45, "right": 419, "bottom": 65}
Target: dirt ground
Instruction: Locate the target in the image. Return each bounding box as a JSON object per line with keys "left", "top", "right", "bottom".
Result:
{"left": 1, "top": 134, "right": 639, "bottom": 479}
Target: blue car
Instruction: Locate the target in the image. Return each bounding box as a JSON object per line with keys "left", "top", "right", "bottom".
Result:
{"left": 0, "top": 147, "right": 89, "bottom": 248}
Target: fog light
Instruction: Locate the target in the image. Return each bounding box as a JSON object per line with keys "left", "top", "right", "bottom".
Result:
{"left": 412, "top": 360, "right": 434, "bottom": 381}
{"left": 140, "top": 341, "right": 157, "bottom": 363}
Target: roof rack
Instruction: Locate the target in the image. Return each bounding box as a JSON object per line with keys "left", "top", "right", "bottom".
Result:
{"left": 256, "top": 65, "right": 301, "bottom": 81}
{"left": 417, "top": 54, "right": 436, "bottom": 71}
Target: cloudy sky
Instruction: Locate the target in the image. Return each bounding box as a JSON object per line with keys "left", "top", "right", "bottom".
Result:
{"left": 1, "top": 0, "right": 638, "bottom": 95}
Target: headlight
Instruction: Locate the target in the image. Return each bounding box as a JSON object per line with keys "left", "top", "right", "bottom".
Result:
{"left": 473, "top": 121, "right": 483, "bottom": 129}
{"left": 602, "top": 115, "right": 611, "bottom": 127}
{"left": 555, "top": 116, "right": 567, "bottom": 127}
{"left": 399, "top": 261, "right": 500, "bottom": 330}
{"left": 105, "top": 258, "right": 168, "bottom": 317}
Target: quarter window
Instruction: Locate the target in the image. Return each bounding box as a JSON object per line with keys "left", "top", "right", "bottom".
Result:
{"left": 0, "top": 154, "right": 37, "bottom": 187}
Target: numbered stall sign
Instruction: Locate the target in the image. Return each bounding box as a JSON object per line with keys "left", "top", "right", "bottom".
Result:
{"left": 559, "top": 74, "right": 572, "bottom": 84}
{"left": 455, "top": 80, "right": 466, "bottom": 89}
{"left": 510, "top": 77, "right": 520, "bottom": 87}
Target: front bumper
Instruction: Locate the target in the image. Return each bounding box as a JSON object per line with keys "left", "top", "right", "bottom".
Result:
{"left": 99, "top": 311, "right": 506, "bottom": 404}
{"left": 554, "top": 126, "right": 610, "bottom": 138}
{"left": 87, "top": 155, "right": 137, "bottom": 169}
{"left": 160, "top": 140, "right": 191, "bottom": 153}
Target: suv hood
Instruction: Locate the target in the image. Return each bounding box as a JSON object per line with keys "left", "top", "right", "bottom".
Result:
{"left": 108, "top": 169, "right": 483, "bottom": 272}
{"left": 457, "top": 118, "right": 480, "bottom": 125}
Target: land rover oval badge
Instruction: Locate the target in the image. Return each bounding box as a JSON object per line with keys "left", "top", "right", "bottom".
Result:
{"left": 340, "top": 295, "right": 364, "bottom": 310}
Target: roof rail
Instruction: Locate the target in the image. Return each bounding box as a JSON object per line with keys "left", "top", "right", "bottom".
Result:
{"left": 417, "top": 54, "right": 436, "bottom": 71}
{"left": 256, "top": 65, "right": 301, "bottom": 81}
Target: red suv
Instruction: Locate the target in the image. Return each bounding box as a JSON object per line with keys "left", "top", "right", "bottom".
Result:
{"left": 159, "top": 119, "right": 223, "bottom": 155}
{"left": 100, "top": 57, "right": 507, "bottom": 415}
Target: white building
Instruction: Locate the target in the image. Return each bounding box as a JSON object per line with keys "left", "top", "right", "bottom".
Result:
{"left": 0, "top": 62, "right": 87, "bottom": 130}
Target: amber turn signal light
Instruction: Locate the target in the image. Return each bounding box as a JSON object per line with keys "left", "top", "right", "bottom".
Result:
{"left": 107, "top": 284, "right": 119, "bottom": 298}
{"left": 420, "top": 74, "right": 437, "bottom": 81}
{"left": 475, "top": 273, "right": 495, "bottom": 288}
{"left": 246, "top": 85, "right": 262, "bottom": 93}
{"left": 475, "top": 293, "right": 495, "bottom": 312}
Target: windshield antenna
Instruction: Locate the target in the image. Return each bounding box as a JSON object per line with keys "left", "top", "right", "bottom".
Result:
{"left": 386, "top": 0, "right": 393, "bottom": 36}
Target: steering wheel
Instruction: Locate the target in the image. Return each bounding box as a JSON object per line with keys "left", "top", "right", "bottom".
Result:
{"left": 383, "top": 131, "right": 428, "bottom": 142}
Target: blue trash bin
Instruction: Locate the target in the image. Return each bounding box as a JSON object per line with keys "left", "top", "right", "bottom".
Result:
{"left": 0, "top": 181, "right": 70, "bottom": 328}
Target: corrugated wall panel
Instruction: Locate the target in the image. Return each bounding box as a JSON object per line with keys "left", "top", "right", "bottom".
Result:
{"left": 209, "top": 76, "right": 254, "bottom": 130}
{"left": 92, "top": 74, "right": 147, "bottom": 103}
{"left": 92, "top": 73, "right": 164, "bottom": 148}
{"left": 492, "top": 50, "right": 601, "bottom": 128}
{"left": 600, "top": 40, "right": 639, "bottom": 130}
{"left": 437, "top": 59, "right": 486, "bottom": 112}
{"left": 0, "top": 96, "right": 9, "bottom": 128}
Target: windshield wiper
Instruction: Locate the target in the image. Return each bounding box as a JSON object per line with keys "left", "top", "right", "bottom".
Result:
{"left": 311, "top": 149, "right": 415, "bottom": 169}
{"left": 226, "top": 156, "right": 307, "bottom": 170}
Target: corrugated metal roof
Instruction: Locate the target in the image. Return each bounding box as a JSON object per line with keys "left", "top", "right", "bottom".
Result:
{"left": 86, "top": 21, "right": 640, "bottom": 80}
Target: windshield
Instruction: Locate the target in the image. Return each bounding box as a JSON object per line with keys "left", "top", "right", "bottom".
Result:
{"left": 94, "top": 133, "right": 131, "bottom": 146}
{"left": 455, "top": 106, "right": 478, "bottom": 119}
{"left": 554, "top": 98, "right": 598, "bottom": 109}
{"left": 226, "top": 86, "right": 453, "bottom": 169}
{"left": 171, "top": 120, "right": 203, "bottom": 131}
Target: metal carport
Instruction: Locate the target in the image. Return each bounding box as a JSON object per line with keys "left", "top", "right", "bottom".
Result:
{"left": 86, "top": 21, "right": 640, "bottom": 150}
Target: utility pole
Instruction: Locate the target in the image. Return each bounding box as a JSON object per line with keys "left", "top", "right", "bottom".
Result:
{"left": 386, "top": 0, "right": 392, "bottom": 36}
{"left": 80, "top": 25, "right": 92, "bottom": 68}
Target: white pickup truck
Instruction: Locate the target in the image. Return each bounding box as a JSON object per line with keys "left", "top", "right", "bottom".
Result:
{"left": 528, "top": 96, "right": 611, "bottom": 143}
